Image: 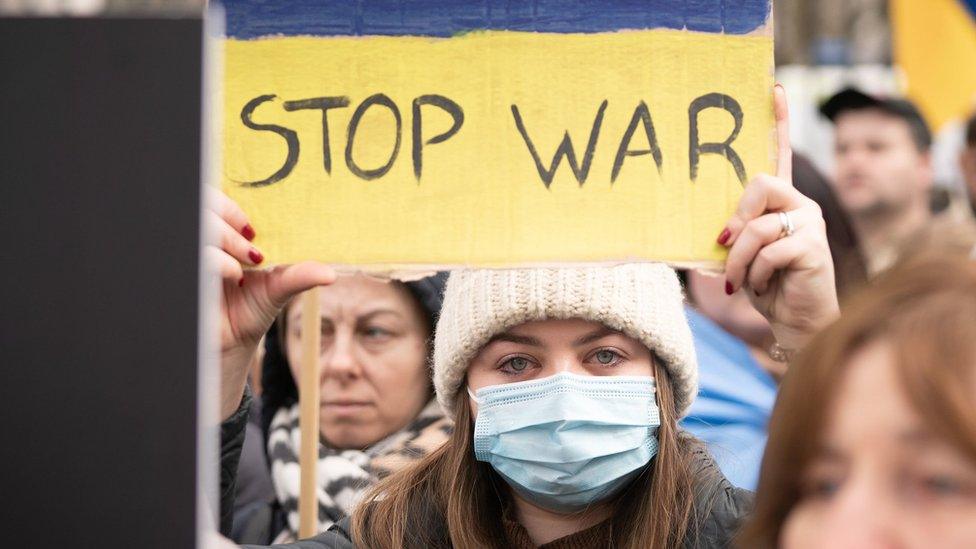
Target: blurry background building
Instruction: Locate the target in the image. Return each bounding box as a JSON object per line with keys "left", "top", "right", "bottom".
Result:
{"left": 0, "top": 0, "right": 201, "bottom": 15}
{"left": 774, "top": 0, "right": 976, "bottom": 208}
{"left": 776, "top": 0, "right": 892, "bottom": 66}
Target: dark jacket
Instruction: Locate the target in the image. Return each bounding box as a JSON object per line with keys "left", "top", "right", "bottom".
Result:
{"left": 222, "top": 393, "right": 753, "bottom": 549}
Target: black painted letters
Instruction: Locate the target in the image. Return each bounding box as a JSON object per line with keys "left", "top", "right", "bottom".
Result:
{"left": 412, "top": 95, "right": 464, "bottom": 180}
{"left": 688, "top": 93, "right": 747, "bottom": 185}
{"left": 283, "top": 96, "right": 350, "bottom": 174}
{"left": 237, "top": 92, "right": 749, "bottom": 188}
{"left": 239, "top": 94, "right": 299, "bottom": 187}
{"left": 511, "top": 100, "right": 608, "bottom": 188}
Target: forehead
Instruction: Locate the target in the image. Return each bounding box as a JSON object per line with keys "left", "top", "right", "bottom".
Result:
{"left": 286, "top": 274, "right": 415, "bottom": 319}
{"left": 497, "top": 318, "right": 629, "bottom": 344}
{"left": 823, "top": 340, "right": 922, "bottom": 444}
{"left": 834, "top": 108, "right": 914, "bottom": 142}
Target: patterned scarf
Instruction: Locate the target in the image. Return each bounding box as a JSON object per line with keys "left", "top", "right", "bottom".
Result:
{"left": 267, "top": 399, "right": 452, "bottom": 542}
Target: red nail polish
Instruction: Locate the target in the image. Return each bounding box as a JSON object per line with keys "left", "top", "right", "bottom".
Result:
{"left": 717, "top": 228, "right": 731, "bottom": 246}
{"left": 248, "top": 249, "right": 264, "bottom": 265}
{"left": 238, "top": 277, "right": 245, "bottom": 287}
{"left": 725, "top": 281, "right": 734, "bottom": 295}
{"left": 241, "top": 224, "right": 256, "bottom": 241}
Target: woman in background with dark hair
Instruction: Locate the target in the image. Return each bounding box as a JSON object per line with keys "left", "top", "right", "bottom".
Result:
{"left": 791, "top": 153, "right": 867, "bottom": 297}
{"left": 233, "top": 273, "right": 451, "bottom": 544}
{"left": 681, "top": 152, "right": 867, "bottom": 490}
{"left": 740, "top": 254, "right": 976, "bottom": 548}
{"left": 203, "top": 186, "right": 452, "bottom": 542}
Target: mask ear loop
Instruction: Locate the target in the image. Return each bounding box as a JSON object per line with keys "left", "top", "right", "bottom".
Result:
{"left": 467, "top": 386, "right": 482, "bottom": 405}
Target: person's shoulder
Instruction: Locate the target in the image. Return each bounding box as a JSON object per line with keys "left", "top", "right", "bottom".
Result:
{"left": 681, "top": 436, "right": 754, "bottom": 548}
{"left": 685, "top": 436, "right": 753, "bottom": 502}
{"left": 305, "top": 518, "right": 354, "bottom": 549}
{"left": 899, "top": 214, "right": 976, "bottom": 266}
{"left": 241, "top": 518, "right": 354, "bottom": 549}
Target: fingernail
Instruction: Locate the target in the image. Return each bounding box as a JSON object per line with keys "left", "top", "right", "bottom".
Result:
{"left": 717, "top": 228, "right": 731, "bottom": 246}
{"left": 248, "top": 248, "right": 264, "bottom": 265}
{"left": 725, "top": 281, "right": 734, "bottom": 295}
{"left": 238, "top": 277, "right": 245, "bottom": 287}
{"left": 241, "top": 224, "right": 256, "bottom": 241}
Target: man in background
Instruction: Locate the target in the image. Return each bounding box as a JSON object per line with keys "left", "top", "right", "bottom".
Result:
{"left": 821, "top": 87, "right": 934, "bottom": 275}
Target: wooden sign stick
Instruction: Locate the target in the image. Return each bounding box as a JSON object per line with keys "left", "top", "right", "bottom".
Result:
{"left": 298, "top": 287, "right": 321, "bottom": 538}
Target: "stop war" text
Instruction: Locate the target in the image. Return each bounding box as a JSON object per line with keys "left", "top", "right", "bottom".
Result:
{"left": 237, "top": 92, "right": 747, "bottom": 189}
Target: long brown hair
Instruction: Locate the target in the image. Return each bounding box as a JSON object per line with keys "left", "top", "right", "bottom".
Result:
{"left": 352, "top": 359, "right": 697, "bottom": 548}
{"left": 739, "top": 255, "right": 976, "bottom": 548}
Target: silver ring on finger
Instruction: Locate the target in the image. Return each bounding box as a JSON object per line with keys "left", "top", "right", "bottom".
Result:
{"left": 778, "top": 211, "right": 795, "bottom": 239}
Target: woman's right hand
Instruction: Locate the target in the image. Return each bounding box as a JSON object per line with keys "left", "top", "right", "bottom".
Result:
{"left": 205, "top": 187, "right": 336, "bottom": 420}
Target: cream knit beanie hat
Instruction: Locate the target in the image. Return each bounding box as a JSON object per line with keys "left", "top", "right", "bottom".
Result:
{"left": 432, "top": 263, "right": 698, "bottom": 417}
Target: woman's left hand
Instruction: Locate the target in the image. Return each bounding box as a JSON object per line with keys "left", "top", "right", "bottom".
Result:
{"left": 720, "top": 85, "right": 840, "bottom": 351}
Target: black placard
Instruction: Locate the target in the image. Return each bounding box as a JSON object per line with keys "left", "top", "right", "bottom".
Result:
{"left": 0, "top": 17, "right": 202, "bottom": 547}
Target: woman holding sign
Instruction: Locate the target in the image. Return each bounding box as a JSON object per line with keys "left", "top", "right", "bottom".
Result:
{"left": 236, "top": 272, "right": 450, "bottom": 543}
{"left": 217, "top": 86, "right": 840, "bottom": 547}
{"left": 209, "top": 196, "right": 450, "bottom": 541}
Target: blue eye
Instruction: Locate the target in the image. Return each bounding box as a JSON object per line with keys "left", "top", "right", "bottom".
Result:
{"left": 499, "top": 356, "right": 534, "bottom": 375}
{"left": 595, "top": 350, "right": 617, "bottom": 365}
{"left": 362, "top": 326, "right": 391, "bottom": 339}
{"left": 812, "top": 479, "right": 841, "bottom": 498}
{"left": 801, "top": 477, "right": 840, "bottom": 499}
{"left": 924, "top": 476, "right": 963, "bottom": 496}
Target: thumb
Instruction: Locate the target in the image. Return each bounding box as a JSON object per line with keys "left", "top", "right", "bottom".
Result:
{"left": 265, "top": 261, "right": 338, "bottom": 308}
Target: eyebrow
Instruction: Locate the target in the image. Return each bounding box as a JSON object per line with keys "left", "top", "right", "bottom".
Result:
{"left": 899, "top": 428, "right": 933, "bottom": 445}
{"left": 810, "top": 445, "right": 845, "bottom": 462}
{"left": 358, "top": 308, "right": 403, "bottom": 322}
{"left": 573, "top": 327, "right": 622, "bottom": 346}
{"left": 288, "top": 308, "right": 402, "bottom": 324}
{"left": 486, "top": 333, "right": 543, "bottom": 347}
{"left": 485, "top": 326, "right": 623, "bottom": 348}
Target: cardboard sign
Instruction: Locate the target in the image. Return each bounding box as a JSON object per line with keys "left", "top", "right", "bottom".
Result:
{"left": 221, "top": 1, "right": 775, "bottom": 270}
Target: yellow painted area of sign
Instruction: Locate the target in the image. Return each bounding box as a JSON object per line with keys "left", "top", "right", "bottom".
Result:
{"left": 221, "top": 29, "right": 774, "bottom": 270}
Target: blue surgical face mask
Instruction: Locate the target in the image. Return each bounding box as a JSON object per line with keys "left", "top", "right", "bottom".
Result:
{"left": 469, "top": 371, "right": 660, "bottom": 513}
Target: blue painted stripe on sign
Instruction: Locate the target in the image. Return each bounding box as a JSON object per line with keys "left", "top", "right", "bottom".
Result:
{"left": 221, "top": 0, "right": 771, "bottom": 39}
{"left": 961, "top": 0, "right": 976, "bottom": 20}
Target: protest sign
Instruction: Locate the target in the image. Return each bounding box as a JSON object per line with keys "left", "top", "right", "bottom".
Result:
{"left": 221, "top": 1, "right": 775, "bottom": 270}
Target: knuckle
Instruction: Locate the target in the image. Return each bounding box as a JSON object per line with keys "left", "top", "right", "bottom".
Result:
{"left": 728, "top": 214, "right": 745, "bottom": 231}
{"left": 800, "top": 233, "right": 823, "bottom": 254}
{"left": 761, "top": 172, "right": 784, "bottom": 188}
{"left": 741, "top": 219, "right": 762, "bottom": 239}
{"left": 745, "top": 174, "right": 771, "bottom": 193}
{"left": 757, "top": 246, "right": 776, "bottom": 265}
{"left": 754, "top": 173, "right": 775, "bottom": 189}
{"left": 807, "top": 212, "right": 826, "bottom": 233}
{"left": 804, "top": 199, "right": 824, "bottom": 219}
